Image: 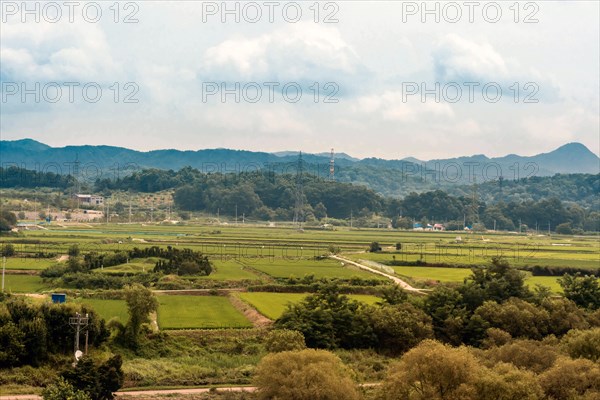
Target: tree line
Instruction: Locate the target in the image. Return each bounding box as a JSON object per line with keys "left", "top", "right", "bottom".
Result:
{"left": 275, "top": 258, "right": 600, "bottom": 351}
{"left": 1, "top": 166, "right": 598, "bottom": 231}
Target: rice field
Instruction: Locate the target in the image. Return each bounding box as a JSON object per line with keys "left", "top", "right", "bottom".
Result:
{"left": 238, "top": 292, "right": 381, "bottom": 320}
{"left": 242, "top": 258, "right": 387, "bottom": 280}
{"left": 1, "top": 274, "right": 49, "bottom": 293}
{"left": 1, "top": 257, "right": 59, "bottom": 271}
{"left": 75, "top": 298, "right": 129, "bottom": 323}
{"left": 156, "top": 295, "right": 252, "bottom": 329}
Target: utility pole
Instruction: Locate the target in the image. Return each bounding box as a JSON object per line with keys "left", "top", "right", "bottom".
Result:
{"left": 548, "top": 221, "right": 551, "bottom": 235}
{"left": 235, "top": 204, "right": 238, "bottom": 225}
{"left": 106, "top": 199, "right": 110, "bottom": 224}
{"left": 69, "top": 313, "right": 89, "bottom": 359}
{"left": 493, "top": 220, "right": 496, "bottom": 232}
{"left": 350, "top": 210, "right": 353, "bottom": 228}
{"left": 2, "top": 256, "right": 6, "bottom": 292}
{"left": 519, "top": 219, "right": 522, "bottom": 234}
{"left": 128, "top": 196, "right": 132, "bottom": 224}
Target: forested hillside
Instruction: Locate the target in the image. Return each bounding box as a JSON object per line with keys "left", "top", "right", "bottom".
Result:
{"left": 2, "top": 166, "right": 598, "bottom": 232}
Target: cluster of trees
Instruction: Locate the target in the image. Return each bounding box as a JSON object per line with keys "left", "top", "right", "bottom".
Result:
{"left": 451, "top": 173, "right": 600, "bottom": 209}
{"left": 392, "top": 190, "right": 599, "bottom": 232}
{"left": 0, "top": 210, "right": 17, "bottom": 231}
{"left": 151, "top": 247, "right": 212, "bottom": 276}
{"left": 43, "top": 356, "right": 124, "bottom": 400}
{"left": 252, "top": 333, "right": 600, "bottom": 400}
{"left": 42, "top": 246, "right": 212, "bottom": 288}
{"left": 276, "top": 285, "right": 432, "bottom": 354}
{"left": 376, "top": 338, "right": 600, "bottom": 400}
{"left": 0, "top": 298, "right": 108, "bottom": 367}
{"left": 0, "top": 166, "right": 76, "bottom": 190}
{"left": 275, "top": 258, "right": 600, "bottom": 354}
{"left": 170, "top": 171, "right": 382, "bottom": 220}
{"left": 1, "top": 285, "right": 156, "bottom": 399}
{"left": 109, "top": 284, "right": 159, "bottom": 349}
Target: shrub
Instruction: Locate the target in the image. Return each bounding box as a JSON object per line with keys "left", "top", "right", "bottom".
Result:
{"left": 561, "top": 328, "right": 600, "bottom": 362}
{"left": 377, "top": 340, "right": 479, "bottom": 400}
{"left": 253, "top": 349, "right": 360, "bottom": 400}
{"left": 483, "top": 339, "right": 559, "bottom": 374}
{"left": 265, "top": 329, "right": 306, "bottom": 353}
{"left": 369, "top": 242, "right": 382, "bottom": 252}
{"left": 42, "top": 377, "right": 91, "bottom": 400}
{"left": 1, "top": 243, "right": 15, "bottom": 256}
{"left": 538, "top": 357, "right": 600, "bottom": 400}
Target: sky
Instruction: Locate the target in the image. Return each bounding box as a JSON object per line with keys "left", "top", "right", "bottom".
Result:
{"left": 1, "top": 1, "right": 599, "bottom": 160}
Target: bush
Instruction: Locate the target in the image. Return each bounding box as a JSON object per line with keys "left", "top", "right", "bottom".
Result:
{"left": 474, "top": 298, "right": 550, "bottom": 340}
{"left": 483, "top": 339, "right": 559, "bottom": 374}
{"left": 538, "top": 357, "right": 600, "bottom": 400}
{"left": 68, "top": 245, "right": 80, "bottom": 257}
{"left": 367, "top": 303, "right": 433, "bottom": 355}
{"left": 63, "top": 355, "right": 124, "bottom": 400}
{"left": 1, "top": 243, "right": 15, "bottom": 256}
{"left": 472, "top": 362, "right": 543, "bottom": 400}
{"left": 275, "top": 285, "right": 375, "bottom": 349}
{"left": 42, "top": 377, "right": 90, "bottom": 400}
{"left": 253, "top": 349, "right": 360, "bottom": 400}
{"left": 369, "top": 242, "right": 382, "bottom": 252}
{"left": 555, "top": 222, "right": 573, "bottom": 235}
{"left": 558, "top": 274, "right": 600, "bottom": 310}
{"left": 265, "top": 329, "right": 306, "bottom": 353}
{"left": 377, "top": 340, "right": 479, "bottom": 400}
{"left": 40, "top": 264, "right": 68, "bottom": 278}
{"left": 561, "top": 328, "right": 600, "bottom": 362}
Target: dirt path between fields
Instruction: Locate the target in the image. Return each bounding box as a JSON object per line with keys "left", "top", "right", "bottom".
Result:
{"left": 0, "top": 387, "right": 256, "bottom": 400}
{"left": 331, "top": 254, "right": 429, "bottom": 294}
{"left": 3, "top": 270, "right": 39, "bottom": 275}
{"left": 228, "top": 294, "right": 273, "bottom": 328}
{"left": 152, "top": 288, "right": 246, "bottom": 295}
{"left": 1, "top": 384, "right": 382, "bottom": 399}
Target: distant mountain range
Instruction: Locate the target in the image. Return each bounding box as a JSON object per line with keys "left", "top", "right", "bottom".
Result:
{"left": 1, "top": 139, "right": 598, "bottom": 196}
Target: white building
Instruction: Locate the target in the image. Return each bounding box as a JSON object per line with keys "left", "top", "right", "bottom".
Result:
{"left": 72, "top": 194, "right": 104, "bottom": 206}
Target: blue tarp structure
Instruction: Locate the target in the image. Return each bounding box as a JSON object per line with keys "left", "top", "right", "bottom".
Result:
{"left": 51, "top": 293, "right": 66, "bottom": 304}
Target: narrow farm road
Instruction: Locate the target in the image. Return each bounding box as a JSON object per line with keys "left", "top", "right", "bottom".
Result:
{"left": 0, "top": 387, "right": 256, "bottom": 400}
{"left": 116, "top": 387, "right": 257, "bottom": 397}
{"left": 330, "top": 254, "right": 429, "bottom": 294}
{"left": 0, "top": 384, "right": 383, "bottom": 399}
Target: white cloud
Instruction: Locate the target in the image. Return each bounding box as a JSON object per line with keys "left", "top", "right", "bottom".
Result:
{"left": 201, "top": 23, "right": 363, "bottom": 83}
{"left": 353, "top": 91, "right": 455, "bottom": 122}
{"left": 0, "top": 20, "right": 119, "bottom": 81}
{"left": 433, "top": 34, "right": 509, "bottom": 82}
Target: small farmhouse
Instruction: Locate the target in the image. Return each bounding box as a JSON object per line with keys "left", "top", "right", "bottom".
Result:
{"left": 72, "top": 194, "right": 104, "bottom": 206}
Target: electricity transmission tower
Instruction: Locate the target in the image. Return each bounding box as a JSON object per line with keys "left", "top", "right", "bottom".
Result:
{"left": 329, "top": 148, "right": 335, "bottom": 181}
{"left": 293, "top": 152, "right": 305, "bottom": 227}
{"left": 470, "top": 177, "right": 479, "bottom": 225}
